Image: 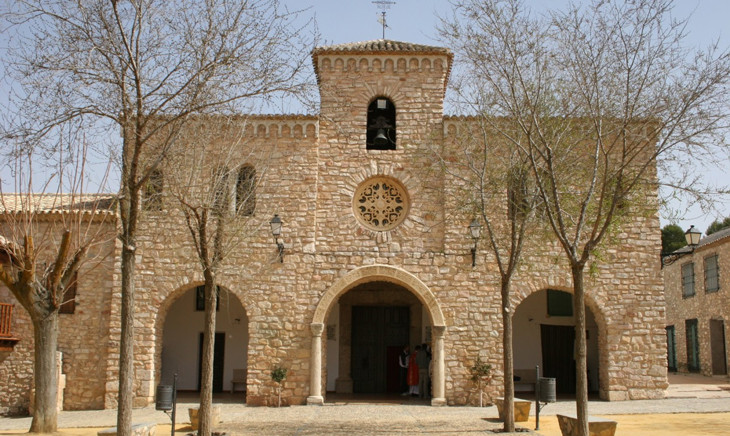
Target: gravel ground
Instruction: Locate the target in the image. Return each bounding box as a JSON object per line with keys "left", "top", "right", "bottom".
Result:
{"left": 2, "top": 373, "right": 729, "bottom": 435}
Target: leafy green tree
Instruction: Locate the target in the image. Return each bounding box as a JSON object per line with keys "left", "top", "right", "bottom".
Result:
{"left": 707, "top": 217, "right": 730, "bottom": 235}
{"left": 662, "top": 224, "right": 687, "bottom": 252}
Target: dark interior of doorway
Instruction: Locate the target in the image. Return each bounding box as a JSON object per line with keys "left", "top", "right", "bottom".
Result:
{"left": 710, "top": 319, "right": 727, "bottom": 375}
{"left": 198, "top": 332, "right": 225, "bottom": 392}
{"left": 540, "top": 324, "right": 576, "bottom": 394}
{"left": 351, "top": 306, "right": 409, "bottom": 393}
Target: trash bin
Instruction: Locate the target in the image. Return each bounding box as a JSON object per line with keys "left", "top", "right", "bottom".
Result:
{"left": 538, "top": 377, "right": 556, "bottom": 403}
{"left": 155, "top": 385, "right": 173, "bottom": 411}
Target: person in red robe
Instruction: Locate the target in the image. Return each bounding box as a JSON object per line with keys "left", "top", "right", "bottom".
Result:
{"left": 407, "top": 345, "right": 421, "bottom": 396}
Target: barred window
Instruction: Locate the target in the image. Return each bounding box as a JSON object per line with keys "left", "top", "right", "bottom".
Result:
{"left": 236, "top": 166, "right": 256, "bottom": 216}
{"left": 143, "top": 169, "right": 164, "bottom": 211}
{"left": 58, "top": 272, "right": 78, "bottom": 314}
{"left": 681, "top": 262, "right": 695, "bottom": 298}
{"left": 213, "top": 166, "right": 232, "bottom": 216}
{"left": 705, "top": 254, "right": 719, "bottom": 293}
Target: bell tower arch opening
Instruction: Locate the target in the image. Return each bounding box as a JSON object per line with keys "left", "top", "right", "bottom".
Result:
{"left": 366, "top": 97, "right": 396, "bottom": 150}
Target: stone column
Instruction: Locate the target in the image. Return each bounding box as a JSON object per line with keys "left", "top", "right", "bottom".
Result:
{"left": 431, "top": 325, "right": 447, "bottom": 406}
{"left": 307, "top": 322, "right": 325, "bottom": 405}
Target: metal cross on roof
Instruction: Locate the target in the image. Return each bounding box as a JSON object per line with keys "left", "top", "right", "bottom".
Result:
{"left": 372, "top": 1, "right": 396, "bottom": 39}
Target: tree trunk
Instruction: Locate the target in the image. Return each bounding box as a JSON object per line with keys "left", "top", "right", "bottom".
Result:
{"left": 198, "top": 276, "right": 218, "bottom": 436}
{"left": 29, "top": 310, "right": 59, "bottom": 433}
{"left": 571, "top": 263, "right": 589, "bottom": 436}
{"left": 116, "top": 246, "right": 136, "bottom": 436}
{"left": 501, "top": 280, "right": 515, "bottom": 432}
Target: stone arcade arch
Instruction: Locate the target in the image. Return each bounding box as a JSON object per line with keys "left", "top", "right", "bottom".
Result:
{"left": 512, "top": 287, "right": 609, "bottom": 399}
{"left": 155, "top": 283, "right": 249, "bottom": 396}
{"left": 308, "top": 265, "right": 447, "bottom": 406}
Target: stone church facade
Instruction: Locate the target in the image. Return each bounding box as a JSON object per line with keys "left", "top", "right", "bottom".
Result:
{"left": 0, "top": 40, "right": 667, "bottom": 414}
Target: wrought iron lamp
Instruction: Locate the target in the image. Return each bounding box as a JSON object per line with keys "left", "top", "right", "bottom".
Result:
{"left": 661, "top": 225, "right": 702, "bottom": 267}
{"left": 270, "top": 214, "right": 284, "bottom": 263}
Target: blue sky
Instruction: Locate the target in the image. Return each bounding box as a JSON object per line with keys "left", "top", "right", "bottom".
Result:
{"left": 283, "top": 0, "right": 730, "bottom": 235}
{"left": 286, "top": 0, "right": 729, "bottom": 49}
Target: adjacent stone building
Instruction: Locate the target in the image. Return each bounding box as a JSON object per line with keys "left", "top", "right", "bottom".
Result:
{"left": 1, "top": 39, "right": 668, "bottom": 415}
{"left": 664, "top": 227, "right": 730, "bottom": 376}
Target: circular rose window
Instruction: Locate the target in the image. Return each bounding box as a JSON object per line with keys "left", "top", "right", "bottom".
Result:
{"left": 353, "top": 177, "right": 410, "bottom": 231}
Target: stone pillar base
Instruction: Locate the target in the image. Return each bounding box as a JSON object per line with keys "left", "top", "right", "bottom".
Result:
{"left": 307, "top": 395, "right": 324, "bottom": 405}
{"left": 430, "top": 397, "right": 447, "bottom": 406}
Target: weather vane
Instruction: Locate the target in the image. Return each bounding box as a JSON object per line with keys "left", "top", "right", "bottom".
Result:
{"left": 372, "top": 1, "right": 396, "bottom": 39}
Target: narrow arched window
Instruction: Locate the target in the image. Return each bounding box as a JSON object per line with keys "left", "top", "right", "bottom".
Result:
{"left": 236, "top": 165, "right": 256, "bottom": 216}
{"left": 143, "top": 169, "right": 164, "bottom": 211}
{"left": 507, "top": 166, "right": 530, "bottom": 222}
{"left": 213, "top": 166, "right": 231, "bottom": 216}
{"left": 366, "top": 97, "right": 396, "bottom": 150}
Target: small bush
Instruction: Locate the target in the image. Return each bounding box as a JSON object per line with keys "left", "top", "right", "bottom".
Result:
{"left": 271, "top": 366, "right": 288, "bottom": 384}
{"left": 271, "top": 365, "right": 288, "bottom": 407}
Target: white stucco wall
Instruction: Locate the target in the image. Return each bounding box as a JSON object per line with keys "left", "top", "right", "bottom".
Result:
{"left": 161, "top": 288, "right": 249, "bottom": 391}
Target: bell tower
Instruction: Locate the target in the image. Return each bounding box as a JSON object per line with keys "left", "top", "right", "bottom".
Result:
{"left": 310, "top": 40, "right": 452, "bottom": 253}
{"left": 311, "top": 39, "right": 452, "bottom": 154}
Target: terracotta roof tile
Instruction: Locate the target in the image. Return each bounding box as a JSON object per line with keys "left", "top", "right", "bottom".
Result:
{"left": 0, "top": 193, "right": 117, "bottom": 215}
{"left": 312, "top": 39, "right": 451, "bottom": 55}
{"left": 698, "top": 227, "right": 730, "bottom": 247}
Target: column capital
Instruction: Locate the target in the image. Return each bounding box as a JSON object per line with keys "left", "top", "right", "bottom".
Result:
{"left": 432, "top": 325, "right": 446, "bottom": 337}
{"left": 311, "top": 322, "right": 325, "bottom": 337}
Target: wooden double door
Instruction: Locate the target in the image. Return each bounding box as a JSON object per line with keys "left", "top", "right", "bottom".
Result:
{"left": 351, "top": 306, "right": 410, "bottom": 393}
{"left": 197, "top": 332, "right": 225, "bottom": 393}
{"left": 541, "top": 324, "right": 577, "bottom": 394}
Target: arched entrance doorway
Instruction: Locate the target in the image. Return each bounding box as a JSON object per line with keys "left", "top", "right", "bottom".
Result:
{"left": 329, "top": 281, "right": 423, "bottom": 395}
{"left": 513, "top": 289, "right": 601, "bottom": 397}
{"left": 308, "top": 265, "right": 447, "bottom": 406}
{"left": 159, "top": 285, "right": 249, "bottom": 396}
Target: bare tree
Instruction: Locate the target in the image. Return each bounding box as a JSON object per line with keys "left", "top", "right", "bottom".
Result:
{"left": 162, "top": 117, "right": 273, "bottom": 435}
{"left": 2, "top": 1, "right": 314, "bottom": 433}
{"left": 441, "top": 0, "right": 730, "bottom": 434}
{"left": 433, "top": 117, "right": 541, "bottom": 431}
{"left": 0, "top": 139, "right": 113, "bottom": 433}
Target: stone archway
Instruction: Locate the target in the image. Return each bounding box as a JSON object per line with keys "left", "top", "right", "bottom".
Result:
{"left": 308, "top": 265, "right": 447, "bottom": 406}
{"left": 155, "top": 283, "right": 249, "bottom": 395}
{"left": 512, "top": 287, "right": 609, "bottom": 399}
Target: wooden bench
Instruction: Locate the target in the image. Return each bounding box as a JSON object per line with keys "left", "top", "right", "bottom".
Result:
{"left": 557, "top": 413, "right": 617, "bottom": 436}
{"left": 230, "top": 368, "right": 247, "bottom": 394}
{"left": 98, "top": 422, "right": 156, "bottom": 436}
{"left": 513, "top": 369, "right": 537, "bottom": 393}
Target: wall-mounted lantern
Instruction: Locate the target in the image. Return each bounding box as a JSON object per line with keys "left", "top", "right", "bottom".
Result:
{"left": 270, "top": 214, "right": 284, "bottom": 263}
{"left": 661, "top": 225, "right": 702, "bottom": 267}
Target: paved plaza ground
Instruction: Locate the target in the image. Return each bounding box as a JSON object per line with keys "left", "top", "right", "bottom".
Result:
{"left": 1, "top": 373, "right": 728, "bottom": 435}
